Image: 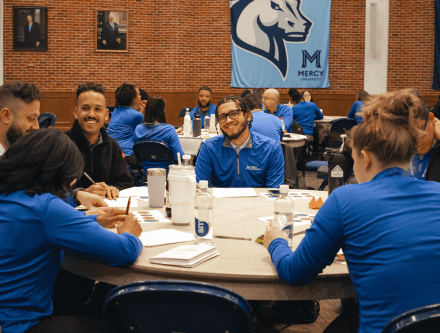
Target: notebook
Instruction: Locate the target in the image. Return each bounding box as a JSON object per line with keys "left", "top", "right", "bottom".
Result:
{"left": 139, "top": 229, "right": 194, "bottom": 247}
{"left": 149, "top": 244, "right": 219, "bottom": 268}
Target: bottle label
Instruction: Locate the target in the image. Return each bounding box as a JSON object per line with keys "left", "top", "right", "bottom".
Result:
{"left": 195, "top": 218, "right": 209, "bottom": 237}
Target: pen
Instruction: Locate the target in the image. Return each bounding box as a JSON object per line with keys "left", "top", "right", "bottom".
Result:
{"left": 125, "top": 196, "right": 131, "bottom": 215}
{"left": 214, "top": 235, "right": 252, "bottom": 241}
{"left": 84, "top": 172, "right": 95, "bottom": 184}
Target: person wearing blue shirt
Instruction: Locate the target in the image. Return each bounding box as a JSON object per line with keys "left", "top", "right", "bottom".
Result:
{"left": 196, "top": 95, "right": 284, "bottom": 188}
{"left": 289, "top": 89, "right": 323, "bottom": 138}
{"left": 107, "top": 83, "right": 149, "bottom": 169}
{"left": 347, "top": 90, "right": 370, "bottom": 124}
{"left": 245, "top": 93, "right": 283, "bottom": 142}
{"left": 0, "top": 129, "right": 142, "bottom": 333}
{"left": 134, "top": 95, "right": 184, "bottom": 175}
{"left": 263, "top": 89, "right": 293, "bottom": 133}
{"left": 264, "top": 90, "right": 440, "bottom": 333}
{"left": 190, "top": 86, "right": 216, "bottom": 129}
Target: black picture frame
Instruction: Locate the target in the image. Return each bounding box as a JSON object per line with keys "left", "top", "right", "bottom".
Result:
{"left": 13, "top": 6, "right": 48, "bottom": 51}
{"left": 96, "top": 10, "right": 128, "bottom": 53}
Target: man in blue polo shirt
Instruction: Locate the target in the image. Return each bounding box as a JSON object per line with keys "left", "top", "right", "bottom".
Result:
{"left": 195, "top": 95, "right": 284, "bottom": 188}
{"left": 190, "top": 86, "right": 216, "bottom": 129}
{"left": 263, "top": 89, "right": 293, "bottom": 133}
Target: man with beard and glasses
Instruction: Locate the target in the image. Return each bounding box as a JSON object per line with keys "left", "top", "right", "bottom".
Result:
{"left": 195, "top": 95, "right": 284, "bottom": 188}
{"left": 190, "top": 86, "right": 216, "bottom": 129}
{"left": 65, "top": 83, "right": 133, "bottom": 200}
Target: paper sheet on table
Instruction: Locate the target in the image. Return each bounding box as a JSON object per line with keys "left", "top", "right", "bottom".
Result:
{"left": 104, "top": 197, "right": 138, "bottom": 208}
{"left": 119, "top": 187, "right": 148, "bottom": 197}
{"left": 139, "top": 229, "right": 194, "bottom": 247}
{"left": 256, "top": 214, "right": 313, "bottom": 227}
{"left": 212, "top": 188, "right": 258, "bottom": 198}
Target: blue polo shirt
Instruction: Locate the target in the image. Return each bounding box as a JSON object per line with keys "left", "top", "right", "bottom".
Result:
{"left": 347, "top": 101, "right": 364, "bottom": 124}
{"left": 190, "top": 104, "right": 216, "bottom": 129}
{"left": 264, "top": 103, "right": 293, "bottom": 133}
{"left": 291, "top": 101, "right": 323, "bottom": 135}
{"left": 250, "top": 110, "right": 283, "bottom": 142}
{"left": 195, "top": 131, "right": 284, "bottom": 188}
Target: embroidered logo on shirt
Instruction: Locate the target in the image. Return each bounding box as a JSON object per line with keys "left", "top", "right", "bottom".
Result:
{"left": 246, "top": 166, "right": 261, "bottom": 171}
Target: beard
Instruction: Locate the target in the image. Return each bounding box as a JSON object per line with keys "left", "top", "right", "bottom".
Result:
{"left": 6, "top": 123, "right": 27, "bottom": 146}
{"left": 198, "top": 99, "right": 211, "bottom": 109}
{"left": 220, "top": 118, "right": 248, "bottom": 141}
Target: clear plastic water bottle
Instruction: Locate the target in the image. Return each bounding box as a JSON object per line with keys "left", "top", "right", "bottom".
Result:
{"left": 194, "top": 180, "right": 213, "bottom": 245}
{"left": 183, "top": 108, "right": 191, "bottom": 137}
{"left": 204, "top": 114, "right": 210, "bottom": 133}
{"left": 280, "top": 117, "right": 285, "bottom": 132}
{"left": 274, "top": 185, "right": 294, "bottom": 249}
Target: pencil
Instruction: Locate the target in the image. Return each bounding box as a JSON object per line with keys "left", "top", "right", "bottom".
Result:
{"left": 214, "top": 235, "right": 252, "bottom": 241}
{"left": 125, "top": 196, "right": 131, "bottom": 215}
{"left": 84, "top": 172, "right": 95, "bottom": 184}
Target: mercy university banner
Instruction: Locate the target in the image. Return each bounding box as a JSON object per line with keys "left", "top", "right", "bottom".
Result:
{"left": 230, "top": 0, "right": 331, "bottom": 88}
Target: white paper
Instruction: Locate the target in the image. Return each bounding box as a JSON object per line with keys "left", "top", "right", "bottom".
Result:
{"left": 212, "top": 188, "right": 258, "bottom": 198}
{"left": 119, "top": 187, "right": 149, "bottom": 198}
{"left": 151, "top": 244, "right": 215, "bottom": 260}
{"left": 260, "top": 191, "right": 320, "bottom": 200}
{"left": 104, "top": 197, "right": 138, "bottom": 208}
{"left": 139, "top": 229, "right": 194, "bottom": 247}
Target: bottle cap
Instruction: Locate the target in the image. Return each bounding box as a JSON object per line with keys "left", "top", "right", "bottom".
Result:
{"left": 279, "top": 185, "right": 289, "bottom": 193}
{"left": 182, "top": 155, "right": 191, "bottom": 161}
{"left": 199, "top": 180, "right": 208, "bottom": 189}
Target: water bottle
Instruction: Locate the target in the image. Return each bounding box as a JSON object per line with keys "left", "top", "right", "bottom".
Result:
{"left": 274, "top": 185, "right": 294, "bottom": 249}
{"left": 280, "top": 117, "right": 285, "bottom": 132}
{"left": 183, "top": 108, "right": 191, "bottom": 137}
{"left": 204, "top": 114, "right": 210, "bottom": 132}
{"left": 194, "top": 180, "right": 213, "bottom": 245}
{"left": 193, "top": 113, "right": 201, "bottom": 137}
{"left": 325, "top": 151, "right": 346, "bottom": 195}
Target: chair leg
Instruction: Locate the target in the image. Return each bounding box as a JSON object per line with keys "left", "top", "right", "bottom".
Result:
{"left": 317, "top": 178, "right": 328, "bottom": 191}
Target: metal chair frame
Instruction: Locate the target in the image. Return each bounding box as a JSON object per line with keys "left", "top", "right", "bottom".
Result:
{"left": 382, "top": 303, "right": 440, "bottom": 333}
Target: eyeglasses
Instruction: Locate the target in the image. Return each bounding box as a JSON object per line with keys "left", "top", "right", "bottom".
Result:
{"left": 419, "top": 118, "right": 428, "bottom": 139}
{"left": 262, "top": 96, "right": 275, "bottom": 100}
{"left": 217, "top": 109, "right": 242, "bottom": 123}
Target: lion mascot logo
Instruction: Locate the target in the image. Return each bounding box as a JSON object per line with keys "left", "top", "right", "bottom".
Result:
{"left": 231, "top": 0, "right": 313, "bottom": 79}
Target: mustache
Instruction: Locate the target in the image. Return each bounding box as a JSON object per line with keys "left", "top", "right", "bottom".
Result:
{"left": 84, "top": 117, "right": 99, "bottom": 121}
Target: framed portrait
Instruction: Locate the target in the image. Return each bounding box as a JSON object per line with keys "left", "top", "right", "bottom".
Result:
{"left": 13, "top": 6, "right": 48, "bottom": 51}
{"left": 96, "top": 10, "right": 128, "bottom": 53}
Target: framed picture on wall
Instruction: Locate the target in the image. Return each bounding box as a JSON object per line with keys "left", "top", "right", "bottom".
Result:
{"left": 96, "top": 10, "right": 128, "bottom": 52}
{"left": 13, "top": 6, "right": 48, "bottom": 51}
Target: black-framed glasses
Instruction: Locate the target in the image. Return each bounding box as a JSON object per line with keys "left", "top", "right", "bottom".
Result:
{"left": 419, "top": 117, "right": 428, "bottom": 139}
{"left": 217, "top": 109, "right": 242, "bottom": 123}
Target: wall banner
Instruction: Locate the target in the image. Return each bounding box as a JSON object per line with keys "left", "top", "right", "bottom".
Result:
{"left": 230, "top": 0, "right": 331, "bottom": 88}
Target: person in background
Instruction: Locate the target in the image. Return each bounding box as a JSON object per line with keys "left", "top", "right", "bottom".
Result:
{"left": 196, "top": 95, "right": 284, "bottom": 188}
{"left": 245, "top": 93, "right": 283, "bottom": 142}
{"left": 263, "top": 89, "right": 293, "bottom": 133}
{"left": 190, "top": 86, "right": 216, "bottom": 129}
{"left": 0, "top": 129, "right": 142, "bottom": 333}
{"left": 107, "top": 83, "right": 149, "bottom": 169}
{"left": 101, "top": 15, "right": 120, "bottom": 50}
{"left": 431, "top": 94, "right": 440, "bottom": 119}
{"left": 24, "top": 14, "right": 41, "bottom": 48}
{"left": 348, "top": 90, "right": 370, "bottom": 124}
{"left": 65, "top": 83, "right": 133, "bottom": 199}
{"left": 290, "top": 88, "right": 323, "bottom": 143}
{"left": 134, "top": 95, "right": 184, "bottom": 175}
{"left": 241, "top": 89, "right": 252, "bottom": 98}
{"left": 302, "top": 90, "right": 314, "bottom": 103}
{"left": 264, "top": 89, "right": 440, "bottom": 333}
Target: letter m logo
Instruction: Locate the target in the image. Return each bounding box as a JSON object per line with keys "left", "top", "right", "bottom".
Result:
{"left": 302, "top": 50, "right": 321, "bottom": 68}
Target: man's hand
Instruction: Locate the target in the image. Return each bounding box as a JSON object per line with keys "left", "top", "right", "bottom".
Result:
{"left": 84, "top": 182, "right": 108, "bottom": 198}
{"left": 102, "top": 40, "right": 107, "bottom": 45}
{"left": 116, "top": 38, "right": 121, "bottom": 43}
{"left": 263, "top": 219, "right": 288, "bottom": 250}
{"left": 117, "top": 213, "right": 142, "bottom": 237}
{"left": 36, "top": 41, "right": 40, "bottom": 47}
{"left": 76, "top": 191, "right": 108, "bottom": 208}
{"left": 434, "top": 117, "right": 440, "bottom": 140}
{"left": 86, "top": 207, "right": 127, "bottom": 228}
{"left": 105, "top": 186, "right": 119, "bottom": 200}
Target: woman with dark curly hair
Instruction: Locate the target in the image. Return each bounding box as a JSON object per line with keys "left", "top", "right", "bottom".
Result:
{"left": 0, "top": 129, "right": 142, "bottom": 333}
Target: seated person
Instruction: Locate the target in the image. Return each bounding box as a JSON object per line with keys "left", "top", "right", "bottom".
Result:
{"left": 347, "top": 90, "right": 369, "bottom": 124}
{"left": 289, "top": 89, "right": 323, "bottom": 142}
{"left": 190, "top": 86, "right": 216, "bottom": 129}
{"left": 245, "top": 93, "right": 283, "bottom": 142}
{"left": 195, "top": 95, "right": 284, "bottom": 188}
{"left": 407, "top": 101, "right": 440, "bottom": 183}
{"left": 0, "top": 129, "right": 142, "bottom": 333}
{"left": 107, "top": 83, "right": 149, "bottom": 169}
{"left": 65, "top": 83, "right": 134, "bottom": 199}
{"left": 134, "top": 95, "right": 184, "bottom": 174}
{"left": 264, "top": 89, "right": 440, "bottom": 333}
{"left": 263, "top": 88, "right": 293, "bottom": 133}
{"left": 302, "top": 90, "right": 314, "bottom": 103}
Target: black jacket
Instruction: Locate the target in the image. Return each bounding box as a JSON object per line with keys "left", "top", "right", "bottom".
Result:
{"left": 425, "top": 141, "right": 440, "bottom": 183}
{"left": 24, "top": 22, "right": 41, "bottom": 47}
{"left": 65, "top": 120, "right": 133, "bottom": 190}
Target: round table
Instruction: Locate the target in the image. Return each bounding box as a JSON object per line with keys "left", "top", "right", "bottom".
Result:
{"left": 63, "top": 189, "right": 355, "bottom": 301}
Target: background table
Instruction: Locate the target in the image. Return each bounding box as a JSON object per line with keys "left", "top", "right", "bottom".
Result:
{"left": 63, "top": 189, "right": 355, "bottom": 301}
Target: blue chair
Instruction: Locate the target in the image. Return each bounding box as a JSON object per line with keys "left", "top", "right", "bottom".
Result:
{"left": 381, "top": 303, "right": 440, "bottom": 333}
{"left": 37, "top": 112, "right": 56, "bottom": 128}
{"left": 132, "top": 140, "right": 176, "bottom": 178}
{"left": 127, "top": 165, "right": 142, "bottom": 187}
{"left": 103, "top": 280, "right": 255, "bottom": 333}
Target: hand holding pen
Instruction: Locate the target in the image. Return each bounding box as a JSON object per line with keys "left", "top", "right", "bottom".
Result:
{"left": 83, "top": 172, "right": 119, "bottom": 200}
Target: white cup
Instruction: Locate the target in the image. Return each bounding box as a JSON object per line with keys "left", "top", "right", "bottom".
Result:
{"left": 147, "top": 168, "right": 166, "bottom": 208}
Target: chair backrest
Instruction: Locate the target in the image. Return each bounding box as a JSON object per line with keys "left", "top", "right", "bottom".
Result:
{"left": 326, "top": 118, "right": 357, "bottom": 148}
{"left": 107, "top": 106, "right": 116, "bottom": 120}
{"left": 103, "top": 280, "right": 254, "bottom": 333}
{"left": 132, "top": 140, "right": 175, "bottom": 175}
{"left": 179, "top": 137, "right": 203, "bottom": 156}
{"left": 291, "top": 120, "right": 305, "bottom": 135}
{"left": 381, "top": 303, "right": 440, "bottom": 333}
{"left": 37, "top": 112, "right": 57, "bottom": 128}
{"left": 176, "top": 107, "right": 192, "bottom": 127}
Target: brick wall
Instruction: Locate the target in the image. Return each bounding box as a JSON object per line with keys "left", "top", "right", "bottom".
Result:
{"left": 2, "top": 0, "right": 438, "bottom": 98}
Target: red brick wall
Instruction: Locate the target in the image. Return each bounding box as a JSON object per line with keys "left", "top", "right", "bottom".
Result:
{"left": 2, "top": 0, "right": 438, "bottom": 97}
